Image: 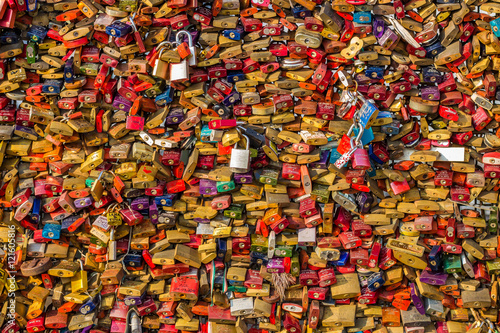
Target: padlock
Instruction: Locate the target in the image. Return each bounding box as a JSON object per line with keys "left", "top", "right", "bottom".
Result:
{"left": 151, "top": 43, "right": 171, "bottom": 81}
{"left": 229, "top": 134, "right": 250, "bottom": 173}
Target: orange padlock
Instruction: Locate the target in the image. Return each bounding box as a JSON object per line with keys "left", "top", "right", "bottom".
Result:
{"left": 177, "top": 42, "right": 191, "bottom": 60}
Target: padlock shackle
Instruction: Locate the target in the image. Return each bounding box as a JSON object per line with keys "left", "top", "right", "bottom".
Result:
{"left": 125, "top": 308, "right": 142, "bottom": 333}
{"left": 128, "top": 14, "right": 138, "bottom": 32}
{"left": 346, "top": 122, "right": 356, "bottom": 137}
{"left": 155, "top": 41, "right": 173, "bottom": 58}
{"left": 242, "top": 134, "right": 250, "bottom": 150}
{"left": 233, "top": 134, "right": 250, "bottom": 151}
{"left": 354, "top": 121, "right": 364, "bottom": 146}
{"left": 176, "top": 30, "right": 194, "bottom": 47}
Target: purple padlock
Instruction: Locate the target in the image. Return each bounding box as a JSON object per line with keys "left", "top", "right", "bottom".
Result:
{"left": 309, "top": 150, "right": 330, "bottom": 169}
{"left": 124, "top": 294, "right": 144, "bottom": 306}
{"left": 373, "top": 16, "right": 385, "bottom": 38}
{"left": 194, "top": 217, "right": 211, "bottom": 224}
{"left": 131, "top": 196, "right": 150, "bottom": 211}
{"left": 356, "top": 192, "right": 373, "bottom": 214}
{"left": 378, "top": 29, "right": 399, "bottom": 49}
{"left": 422, "top": 67, "right": 443, "bottom": 84}
{"left": 421, "top": 86, "right": 440, "bottom": 101}
{"left": 74, "top": 196, "right": 93, "bottom": 209}
{"left": 62, "top": 216, "right": 78, "bottom": 231}
{"left": 112, "top": 95, "right": 132, "bottom": 113}
{"left": 173, "top": 30, "right": 199, "bottom": 45}
{"left": 149, "top": 202, "right": 159, "bottom": 224}
{"left": 410, "top": 282, "right": 426, "bottom": 315}
{"left": 419, "top": 271, "right": 448, "bottom": 286}
{"left": 234, "top": 172, "right": 253, "bottom": 184}
{"left": 354, "top": 73, "right": 372, "bottom": 85}
{"left": 166, "top": 108, "right": 184, "bottom": 125}
{"left": 199, "top": 179, "right": 218, "bottom": 196}
{"left": 81, "top": 326, "right": 93, "bottom": 333}
{"left": 267, "top": 258, "right": 285, "bottom": 273}
{"left": 223, "top": 91, "right": 241, "bottom": 107}
{"left": 15, "top": 125, "right": 37, "bottom": 138}
{"left": 93, "top": 215, "right": 110, "bottom": 231}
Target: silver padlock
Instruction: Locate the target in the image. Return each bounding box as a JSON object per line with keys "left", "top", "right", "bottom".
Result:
{"left": 169, "top": 59, "right": 189, "bottom": 82}
{"left": 229, "top": 134, "right": 250, "bottom": 173}
{"left": 230, "top": 297, "right": 254, "bottom": 316}
{"left": 176, "top": 30, "right": 197, "bottom": 66}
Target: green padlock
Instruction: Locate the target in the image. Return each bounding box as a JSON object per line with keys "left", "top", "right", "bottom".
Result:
{"left": 26, "top": 41, "right": 37, "bottom": 64}
{"left": 224, "top": 205, "right": 243, "bottom": 219}
{"left": 216, "top": 180, "right": 235, "bottom": 192}
{"left": 443, "top": 254, "right": 462, "bottom": 274}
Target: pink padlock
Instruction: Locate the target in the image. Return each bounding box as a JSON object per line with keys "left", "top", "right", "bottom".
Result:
{"left": 334, "top": 206, "right": 352, "bottom": 231}
{"left": 110, "top": 300, "right": 129, "bottom": 321}
{"left": 119, "top": 208, "right": 144, "bottom": 226}
{"left": 111, "top": 320, "right": 127, "bottom": 333}
{"left": 351, "top": 147, "right": 371, "bottom": 170}
{"left": 126, "top": 115, "right": 145, "bottom": 131}
{"left": 251, "top": 0, "right": 270, "bottom": 7}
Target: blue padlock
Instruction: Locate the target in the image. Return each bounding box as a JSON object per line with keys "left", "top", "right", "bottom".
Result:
{"left": 42, "top": 79, "right": 63, "bottom": 94}
{"left": 124, "top": 252, "right": 143, "bottom": 267}
{"left": 32, "top": 198, "right": 41, "bottom": 223}
{"left": 424, "top": 41, "right": 445, "bottom": 58}
{"left": 381, "top": 120, "right": 401, "bottom": 136}
{"left": 217, "top": 238, "right": 227, "bottom": 260}
{"left": 491, "top": 17, "right": 500, "bottom": 37}
{"left": 332, "top": 251, "right": 349, "bottom": 266}
{"left": 353, "top": 126, "right": 375, "bottom": 145}
{"left": 367, "top": 271, "right": 386, "bottom": 292}
{"left": 64, "top": 59, "right": 75, "bottom": 84}
{"left": 223, "top": 26, "right": 244, "bottom": 40}
{"left": 27, "top": 25, "right": 48, "bottom": 43}
{"left": 80, "top": 296, "right": 98, "bottom": 315}
{"left": 358, "top": 100, "right": 379, "bottom": 129}
{"left": 329, "top": 150, "right": 348, "bottom": 168}
{"left": 291, "top": 5, "right": 311, "bottom": 18}
{"left": 368, "top": 144, "right": 384, "bottom": 164}
{"left": 0, "top": 30, "right": 20, "bottom": 44}
{"left": 27, "top": 0, "right": 37, "bottom": 11}
{"left": 42, "top": 223, "right": 61, "bottom": 240}
{"left": 365, "top": 66, "right": 384, "bottom": 79}
{"left": 227, "top": 279, "right": 244, "bottom": 286}
{"left": 250, "top": 251, "right": 269, "bottom": 265}
{"left": 422, "top": 66, "right": 443, "bottom": 83}
{"left": 428, "top": 245, "right": 443, "bottom": 272}
{"left": 155, "top": 86, "right": 174, "bottom": 106}
{"left": 366, "top": 160, "right": 377, "bottom": 178}
{"left": 105, "top": 20, "right": 132, "bottom": 38}
{"left": 154, "top": 194, "right": 177, "bottom": 207}
{"left": 226, "top": 72, "right": 246, "bottom": 84}
{"left": 353, "top": 11, "right": 372, "bottom": 24}
{"left": 62, "top": 216, "right": 78, "bottom": 233}
{"left": 200, "top": 125, "right": 216, "bottom": 143}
